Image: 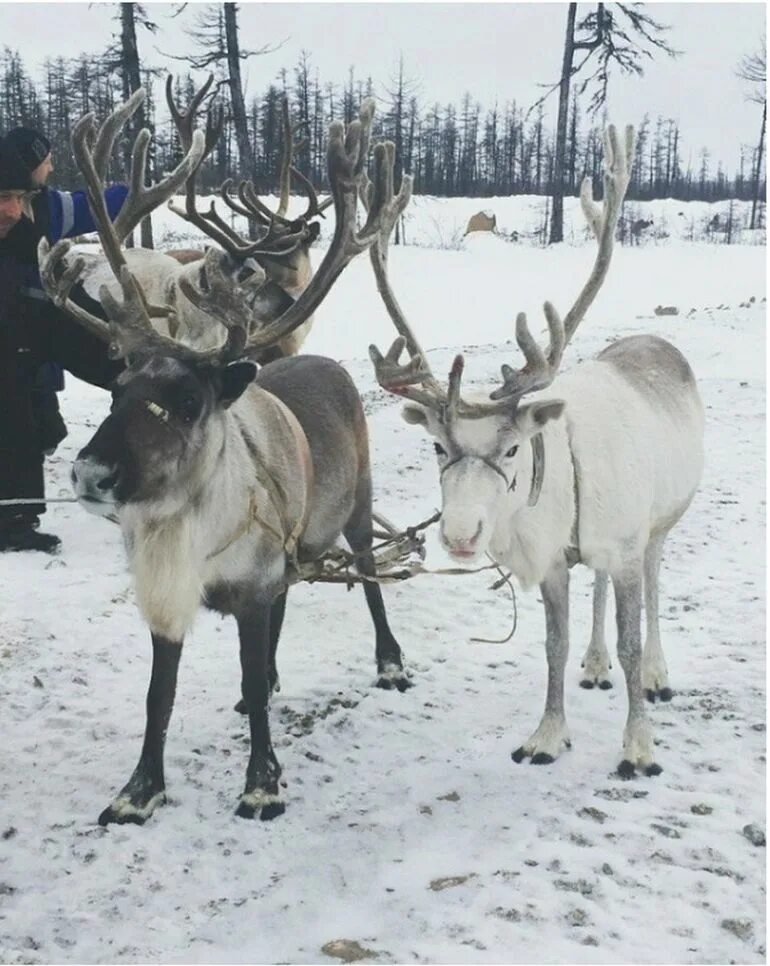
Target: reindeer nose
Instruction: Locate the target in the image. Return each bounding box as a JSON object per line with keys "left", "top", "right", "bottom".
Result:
{"left": 441, "top": 520, "right": 484, "bottom": 558}
{"left": 96, "top": 469, "right": 120, "bottom": 491}
{"left": 72, "top": 456, "right": 120, "bottom": 502}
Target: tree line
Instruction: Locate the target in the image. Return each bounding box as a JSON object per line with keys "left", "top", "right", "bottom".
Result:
{"left": 0, "top": 10, "right": 764, "bottom": 218}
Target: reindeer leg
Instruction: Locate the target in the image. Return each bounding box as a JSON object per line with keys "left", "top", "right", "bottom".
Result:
{"left": 580, "top": 570, "right": 613, "bottom": 690}
{"left": 642, "top": 534, "right": 672, "bottom": 703}
{"left": 513, "top": 557, "right": 571, "bottom": 764}
{"left": 235, "top": 600, "right": 285, "bottom": 820}
{"left": 267, "top": 589, "right": 286, "bottom": 695}
{"left": 344, "top": 482, "right": 412, "bottom": 693}
{"left": 234, "top": 590, "right": 286, "bottom": 713}
{"left": 99, "top": 633, "right": 182, "bottom": 826}
{"left": 612, "top": 567, "right": 661, "bottom": 777}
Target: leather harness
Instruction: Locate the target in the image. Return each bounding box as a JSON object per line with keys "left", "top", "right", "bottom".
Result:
{"left": 142, "top": 398, "right": 305, "bottom": 564}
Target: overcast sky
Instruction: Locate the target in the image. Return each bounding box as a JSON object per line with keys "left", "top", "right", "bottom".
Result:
{"left": 0, "top": 1, "right": 765, "bottom": 172}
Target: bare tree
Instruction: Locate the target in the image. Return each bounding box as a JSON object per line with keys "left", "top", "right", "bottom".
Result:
{"left": 164, "top": 2, "right": 282, "bottom": 239}
{"left": 737, "top": 37, "right": 766, "bottom": 230}
{"left": 105, "top": 3, "right": 158, "bottom": 247}
{"left": 539, "top": 3, "right": 678, "bottom": 244}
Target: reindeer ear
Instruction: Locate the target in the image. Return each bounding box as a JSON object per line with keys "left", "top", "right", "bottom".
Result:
{"left": 218, "top": 361, "right": 257, "bottom": 408}
{"left": 402, "top": 402, "right": 428, "bottom": 426}
{"left": 515, "top": 399, "right": 565, "bottom": 436}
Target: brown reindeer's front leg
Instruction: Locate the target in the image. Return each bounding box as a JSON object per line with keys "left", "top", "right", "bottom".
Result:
{"left": 99, "top": 634, "right": 182, "bottom": 826}
{"left": 235, "top": 602, "right": 285, "bottom": 820}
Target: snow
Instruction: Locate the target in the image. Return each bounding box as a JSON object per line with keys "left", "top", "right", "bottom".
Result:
{"left": 0, "top": 199, "right": 766, "bottom": 965}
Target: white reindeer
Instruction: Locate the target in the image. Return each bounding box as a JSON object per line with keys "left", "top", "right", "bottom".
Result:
{"left": 369, "top": 126, "right": 704, "bottom": 776}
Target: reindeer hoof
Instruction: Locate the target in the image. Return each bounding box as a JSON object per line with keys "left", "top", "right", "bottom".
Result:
{"left": 645, "top": 763, "right": 663, "bottom": 777}
{"left": 530, "top": 752, "right": 556, "bottom": 765}
{"left": 234, "top": 698, "right": 247, "bottom": 714}
{"left": 237, "top": 788, "right": 285, "bottom": 820}
{"left": 259, "top": 801, "right": 286, "bottom": 821}
{"left": 235, "top": 800, "right": 286, "bottom": 821}
{"left": 98, "top": 806, "right": 146, "bottom": 827}
{"left": 580, "top": 675, "right": 612, "bottom": 690}
{"left": 617, "top": 759, "right": 636, "bottom": 779}
{"left": 645, "top": 686, "right": 673, "bottom": 704}
{"left": 376, "top": 667, "right": 413, "bottom": 692}
{"left": 511, "top": 747, "right": 526, "bottom": 763}
{"left": 98, "top": 790, "right": 166, "bottom": 827}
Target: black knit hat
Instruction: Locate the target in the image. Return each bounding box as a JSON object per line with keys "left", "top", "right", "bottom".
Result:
{"left": 0, "top": 139, "right": 31, "bottom": 191}
{"left": 5, "top": 127, "right": 51, "bottom": 172}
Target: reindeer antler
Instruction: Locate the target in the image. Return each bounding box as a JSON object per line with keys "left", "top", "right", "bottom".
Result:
{"left": 489, "top": 124, "right": 634, "bottom": 403}
{"left": 168, "top": 85, "right": 330, "bottom": 261}
{"left": 369, "top": 124, "right": 635, "bottom": 418}
{"left": 181, "top": 100, "right": 404, "bottom": 358}
{"left": 37, "top": 86, "right": 248, "bottom": 365}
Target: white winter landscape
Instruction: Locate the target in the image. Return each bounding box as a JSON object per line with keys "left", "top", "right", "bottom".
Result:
{"left": 0, "top": 187, "right": 765, "bottom": 965}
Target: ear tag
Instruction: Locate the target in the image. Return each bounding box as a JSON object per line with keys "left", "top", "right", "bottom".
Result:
{"left": 527, "top": 433, "right": 545, "bottom": 506}
{"left": 145, "top": 400, "right": 170, "bottom": 423}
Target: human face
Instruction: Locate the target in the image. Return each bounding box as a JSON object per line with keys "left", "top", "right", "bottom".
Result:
{"left": 0, "top": 191, "right": 26, "bottom": 237}
{"left": 30, "top": 153, "right": 53, "bottom": 186}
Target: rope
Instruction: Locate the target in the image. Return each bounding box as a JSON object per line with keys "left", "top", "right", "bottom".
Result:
{"left": 470, "top": 556, "right": 517, "bottom": 644}
{"left": 0, "top": 497, "right": 80, "bottom": 506}
{"left": 0, "top": 495, "right": 518, "bottom": 642}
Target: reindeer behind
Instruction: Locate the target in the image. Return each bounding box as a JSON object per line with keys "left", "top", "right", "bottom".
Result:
{"left": 74, "top": 78, "right": 328, "bottom": 361}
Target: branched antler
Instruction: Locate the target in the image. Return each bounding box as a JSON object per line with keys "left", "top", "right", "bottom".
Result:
{"left": 37, "top": 85, "right": 248, "bottom": 365}
{"left": 369, "top": 123, "right": 635, "bottom": 419}
{"left": 489, "top": 123, "right": 634, "bottom": 403}
{"left": 182, "top": 100, "right": 403, "bottom": 358}
{"left": 167, "top": 84, "right": 331, "bottom": 261}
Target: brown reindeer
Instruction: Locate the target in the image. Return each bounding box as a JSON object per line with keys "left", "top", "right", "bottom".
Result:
{"left": 39, "top": 89, "right": 412, "bottom": 826}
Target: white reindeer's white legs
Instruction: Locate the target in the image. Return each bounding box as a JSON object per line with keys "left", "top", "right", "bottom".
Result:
{"left": 580, "top": 570, "right": 612, "bottom": 689}
{"left": 612, "top": 569, "right": 661, "bottom": 777}
{"left": 642, "top": 534, "right": 672, "bottom": 702}
{"left": 513, "top": 558, "right": 571, "bottom": 765}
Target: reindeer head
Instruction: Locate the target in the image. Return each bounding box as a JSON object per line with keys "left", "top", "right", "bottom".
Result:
{"left": 165, "top": 79, "right": 330, "bottom": 357}
{"left": 400, "top": 359, "right": 565, "bottom": 560}
{"left": 39, "top": 84, "right": 399, "bottom": 520}
{"left": 73, "top": 350, "right": 256, "bottom": 518}
{"left": 369, "top": 125, "right": 634, "bottom": 563}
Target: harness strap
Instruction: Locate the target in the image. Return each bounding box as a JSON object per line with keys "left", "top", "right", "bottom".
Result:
{"left": 565, "top": 426, "right": 581, "bottom": 564}
{"left": 527, "top": 434, "right": 545, "bottom": 507}
{"left": 440, "top": 434, "right": 546, "bottom": 508}
{"left": 141, "top": 397, "right": 305, "bottom": 564}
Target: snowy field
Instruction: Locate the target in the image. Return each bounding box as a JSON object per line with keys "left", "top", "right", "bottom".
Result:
{"left": 0, "top": 199, "right": 765, "bottom": 964}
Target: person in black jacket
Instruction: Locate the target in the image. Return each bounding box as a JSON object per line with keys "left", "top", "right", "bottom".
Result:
{"left": 0, "top": 137, "right": 128, "bottom": 554}
{"left": 5, "top": 127, "right": 68, "bottom": 459}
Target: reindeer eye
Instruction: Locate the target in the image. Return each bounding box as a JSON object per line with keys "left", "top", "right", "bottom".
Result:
{"left": 179, "top": 395, "right": 199, "bottom": 422}
{"left": 433, "top": 442, "right": 447, "bottom": 457}
{"left": 505, "top": 445, "right": 519, "bottom": 458}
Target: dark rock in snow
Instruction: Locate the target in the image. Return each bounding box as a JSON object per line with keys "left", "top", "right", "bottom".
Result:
{"left": 721, "top": 919, "right": 753, "bottom": 942}
{"left": 742, "top": 823, "right": 765, "bottom": 847}
{"left": 321, "top": 939, "right": 380, "bottom": 963}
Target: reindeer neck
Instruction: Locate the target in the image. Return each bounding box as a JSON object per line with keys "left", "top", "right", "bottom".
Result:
{"left": 490, "top": 421, "right": 575, "bottom": 588}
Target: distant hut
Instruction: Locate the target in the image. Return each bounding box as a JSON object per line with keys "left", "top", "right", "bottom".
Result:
{"left": 465, "top": 210, "right": 497, "bottom": 236}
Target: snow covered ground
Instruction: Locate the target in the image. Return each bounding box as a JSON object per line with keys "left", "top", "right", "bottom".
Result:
{"left": 0, "top": 203, "right": 765, "bottom": 964}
